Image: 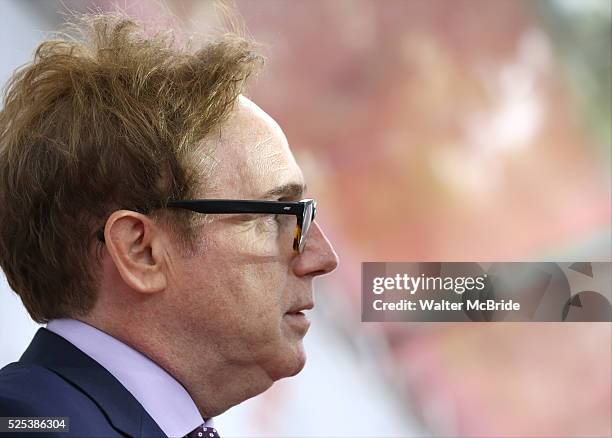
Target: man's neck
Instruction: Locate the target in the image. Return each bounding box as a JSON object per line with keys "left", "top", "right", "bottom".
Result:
{"left": 83, "top": 313, "right": 274, "bottom": 417}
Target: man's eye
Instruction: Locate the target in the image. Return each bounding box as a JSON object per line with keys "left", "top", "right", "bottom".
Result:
{"left": 263, "top": 214, "right": 281, "bottom": 225}
{"left": 249, "top": 214, "right": 276, "bottom": 226}
{"left": 261, "top": 214, "right": 291, "bottom": 229}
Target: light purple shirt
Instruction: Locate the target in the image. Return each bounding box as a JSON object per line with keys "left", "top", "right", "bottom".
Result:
{"left": 46, "top": 318, "right": 213, "bottom": 437}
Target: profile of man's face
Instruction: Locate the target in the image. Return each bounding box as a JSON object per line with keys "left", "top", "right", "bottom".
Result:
{"left": 162, "top": 96, "right": 338, "bottom": 381}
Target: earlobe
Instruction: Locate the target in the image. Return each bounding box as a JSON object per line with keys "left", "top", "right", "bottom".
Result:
{"left": 104, "top": 210, "right": 167, "bottom": 294}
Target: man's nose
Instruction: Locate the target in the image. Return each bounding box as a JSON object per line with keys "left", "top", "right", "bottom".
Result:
{"left": 292, "top": 221, "right": 339, "bottom": 277}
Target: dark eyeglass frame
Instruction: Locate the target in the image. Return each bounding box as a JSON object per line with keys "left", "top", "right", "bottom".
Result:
{"left": 167, "top": 198, "right": 316, "bottom": 253}
{"left": 98, "top": 198, "right": 317, "bottom": 253}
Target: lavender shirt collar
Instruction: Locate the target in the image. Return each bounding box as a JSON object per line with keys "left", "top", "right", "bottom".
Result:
{"left": 46, "top": 318, "right": 213, "bottom": 437}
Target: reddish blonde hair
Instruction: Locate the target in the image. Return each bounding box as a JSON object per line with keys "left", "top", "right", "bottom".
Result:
{"left": 0, "top": 13, "right": 262, "bottom": 323}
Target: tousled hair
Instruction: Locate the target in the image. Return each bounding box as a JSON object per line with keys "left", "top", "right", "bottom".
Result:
{"left": 0, "top": 13, "right": 262, "bottom": 323}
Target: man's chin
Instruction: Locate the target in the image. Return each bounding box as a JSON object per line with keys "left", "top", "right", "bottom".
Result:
{"left": 268, "top": 340, "right": 307, "bottom": 380}
{"left": 287, "top": 342, "right": 307, "bottom": 377}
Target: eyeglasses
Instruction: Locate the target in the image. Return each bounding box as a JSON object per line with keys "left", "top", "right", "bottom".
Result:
{"left": 166, "top": 198, "right": 316, "bottom": 253}
{"left": 97, "top": 198, "right": 316, "bottom": 253}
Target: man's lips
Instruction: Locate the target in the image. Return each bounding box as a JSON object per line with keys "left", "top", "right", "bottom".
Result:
{"left": 284, "top": 303, "right": 312, "bottom": 333}
{"left": 286, "top": 302, "right": 314, "bottom": 315}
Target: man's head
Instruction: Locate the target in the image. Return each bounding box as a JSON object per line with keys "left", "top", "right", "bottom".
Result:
{"left": 0, "top": 13, "right": 338, "bottom": 415}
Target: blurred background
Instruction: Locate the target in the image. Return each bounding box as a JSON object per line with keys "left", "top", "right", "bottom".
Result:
{"left": 0, "top": 0, "right": 610, "bottom": 436}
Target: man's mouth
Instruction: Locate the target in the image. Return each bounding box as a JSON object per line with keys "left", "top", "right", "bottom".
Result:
{"left": 283, "top": 311, "right": 311, "bottom": 332}
{"left": 284, "top": 302, "right": 314, "bottom": 331}
{"left": 286, "top": 302, "right": 314, "bottom": 315}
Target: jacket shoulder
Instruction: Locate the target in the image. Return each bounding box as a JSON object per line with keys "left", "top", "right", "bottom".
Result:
{"left": 0, "top": 362, "right": 122, "bottom": 437}
{"left": 0, "top": 362, "right": 86, "bottom": 414}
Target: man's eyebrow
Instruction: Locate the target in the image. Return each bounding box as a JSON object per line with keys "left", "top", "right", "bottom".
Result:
{"left": 262, "top": 183, "right": 306, "bottom": 199}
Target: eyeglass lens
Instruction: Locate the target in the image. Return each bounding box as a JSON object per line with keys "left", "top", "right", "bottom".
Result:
{"left": 299, "top": 201, "right": 314, "bottom": 252}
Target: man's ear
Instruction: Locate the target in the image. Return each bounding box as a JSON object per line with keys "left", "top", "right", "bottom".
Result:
{"left": 103, "top": 210, "right": 167, "bottom": 294}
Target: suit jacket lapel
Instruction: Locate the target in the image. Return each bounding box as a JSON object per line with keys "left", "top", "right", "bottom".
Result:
{"left": 20, "top": 328, "right": 166, "bottom": 438}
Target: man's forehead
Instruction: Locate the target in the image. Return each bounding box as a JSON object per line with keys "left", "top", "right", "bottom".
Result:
{"left": 204, "top": 96, "right": 305, "bottom": 199}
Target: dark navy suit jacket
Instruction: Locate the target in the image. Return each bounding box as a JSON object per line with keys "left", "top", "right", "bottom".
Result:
{"left": 0, "top": 328, "right": 167, "bottom": 437}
